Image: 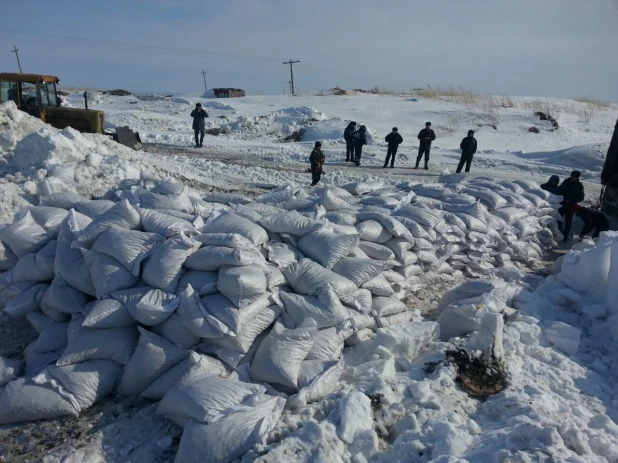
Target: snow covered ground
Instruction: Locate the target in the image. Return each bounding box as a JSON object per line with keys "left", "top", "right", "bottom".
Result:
{"left": 65, "top": 90, "right": 617, "bottom": 183}
{"left": 0, "top": 90, "right": 617, "bottom": 463}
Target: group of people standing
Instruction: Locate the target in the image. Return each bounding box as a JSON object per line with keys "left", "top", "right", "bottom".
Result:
{"left": 541, "top": 172, "right": 610, "bottom": 242}
{"left": 341, "top": 121, "right": 478, "bottom": 172}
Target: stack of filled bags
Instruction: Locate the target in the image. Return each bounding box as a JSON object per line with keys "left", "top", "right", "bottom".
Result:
{"left": 0, "top": 172, "right": 559, "bottom": 462}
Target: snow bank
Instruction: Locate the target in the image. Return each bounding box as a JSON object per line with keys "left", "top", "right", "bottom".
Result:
{"left": 0, "top": 101, "right": 146, "bottom": 224}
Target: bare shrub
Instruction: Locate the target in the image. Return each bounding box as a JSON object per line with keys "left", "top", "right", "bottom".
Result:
{"left": 578, "top": 103, "right": 597, "bottom": 124}
{"left": 499, "top": 95, "right": 516, "bottom": 108}
{"left": 443, "top": 113, "right": 463, "bottom": 133}
{"left": 575, "top": 97, "right": 611, "bottom": 109}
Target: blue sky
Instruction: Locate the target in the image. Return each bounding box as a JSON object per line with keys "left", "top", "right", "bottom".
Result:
{"left": 1, "top": 0, "right": 617, "bottom": 101}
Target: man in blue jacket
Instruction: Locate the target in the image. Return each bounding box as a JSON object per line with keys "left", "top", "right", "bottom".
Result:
{"left": 344, "top": 121, "right": 356, "bottom": 162}
{"left": 191, "top": 103, "right": 209, "bottom": 148}
{"left": 456, "top": 130, "right": 478, "bottom": 173}
{"left": 353, "top": 125, "right": 367, "bottom": 166}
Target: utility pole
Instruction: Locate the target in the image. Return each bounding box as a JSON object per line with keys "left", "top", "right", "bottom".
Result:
{"left": 11, "top": 46, "right": 23, "bottom": 73}
{"left": 283, "top": 59, "right": 300, "bottom": 94}
{"left": 288, "top": 80, "right": 293, "bottom": 95}
{"left": 201, "top": 70, "right": 208, "bottom": 92}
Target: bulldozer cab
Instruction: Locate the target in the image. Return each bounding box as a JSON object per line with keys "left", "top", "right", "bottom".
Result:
{"left": 0, "top": 73, "right": 60, "bottom": 119}
{"left": 0, "top": 73, "right": 106, "bottom": 135}
{"left": 0, "top": 73, "right": 141, "bottom": 150}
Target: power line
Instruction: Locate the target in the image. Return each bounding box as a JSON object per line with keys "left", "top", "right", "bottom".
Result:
{"left": 0, "top": 28, "right": 283, "bottom": 62}
{"left": 11, "top": 45, "right": 22, "bottom": 73}
{"left": 283, "top": 59, "right": 300, "bottom": 94}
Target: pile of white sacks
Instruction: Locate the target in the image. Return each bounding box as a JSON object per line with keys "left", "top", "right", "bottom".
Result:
{"left": 0, "top": 172, "right": 560, "bottom": 462}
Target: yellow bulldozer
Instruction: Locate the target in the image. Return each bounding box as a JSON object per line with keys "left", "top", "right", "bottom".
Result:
{"left": 0, "top": 73, "right": 142, "bottom": 150}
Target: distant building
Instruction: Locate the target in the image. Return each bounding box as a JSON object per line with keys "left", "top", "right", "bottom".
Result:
{"left": 212, "top": 88, "right": 245, "bottom": 98}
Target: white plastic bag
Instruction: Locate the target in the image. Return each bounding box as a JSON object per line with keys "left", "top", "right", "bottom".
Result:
{"left": 91, "top": 227, "right": 164, "bottom": 276}
{"left": 174, "top": 396, "right": 285, "bottom": 463}
{"left": 250, "top": 320, "right": 317, "bottom": 389}
{"left": 0, "top": 211, "right": 51, "bottom": 258}
{"left": 142, "top": 234, "right": 201, "bottom": 293}
{"left": 82, "top": 249, "right": 140, "bottom": 300}
{"left": 202, "top": 212, "right": 269, "bottom": 245}
{"left": 280, "top": 286, "right": 350, "bottom": 329}
{"left": 158, "top": 375, "right": 265, "bottom": 426}
{"left": 258, "top": 211, "right": 323, "bottom": 237}
{"left": 298, "top": 229, "right": 359, "bottom": 269}
{"left": 217, "top": 265, "right": 267, "bottom": 309}
{"left": 117, "top": 327, "right": 189, "bottom": 396}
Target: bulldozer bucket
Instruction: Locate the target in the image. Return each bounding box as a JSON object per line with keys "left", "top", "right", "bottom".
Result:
{"left": 113, "top": 126, "right": 143, "bottom": 151}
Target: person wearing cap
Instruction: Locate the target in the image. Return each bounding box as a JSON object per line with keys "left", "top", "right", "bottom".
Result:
{"left": 190, "top": 103, "right": 209, "bottom": 148}
{"left": 344, "top": 121, "right": 357, "bottom": 162}
{"left": 383, "top": 127, "right": 403, "bottom": 168}
{"left": 415, "top": 122, "right": 436, "bottom": 170}
{"left": 456, "top": 130, "right": 478, "bottom": 173}
{"left": 309, "top": 141, "right": 326, "bottom": 186}
{"left": 557, "top": 171, "right": 585, "bottom": 242}
{"left": 352, "top": 125, "right": 368, "bottom": 166}
{"left": 571, "top": 204, "right": 610, "bottom": 239}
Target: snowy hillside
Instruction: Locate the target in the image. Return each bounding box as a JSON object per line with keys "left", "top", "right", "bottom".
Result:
{"left": 65, "top": 90, "right": 617, "bottom": 183}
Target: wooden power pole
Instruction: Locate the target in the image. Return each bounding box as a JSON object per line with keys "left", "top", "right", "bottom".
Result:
{"left": 201, "top": 70, "right": 208, "bottom": 92}
{"left": 283, "top": 59, "right": 300, "bottom": 94}
{"left": 11, "top": 46, "right": 23, "bottom": 73}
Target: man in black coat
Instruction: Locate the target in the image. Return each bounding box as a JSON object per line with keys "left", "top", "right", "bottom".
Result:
{"left": 415, "top": 122, "right": 436, "bottom": 170}
{"left": 344, "top": 121, "right": 357, "bottom": 162}
{"left": 456, "top": 130, "right": 478, "bottom": 173}
{"left": 309, "top": 141, "right": 325, "bottom": 186}
{"left": 557, "top": 171, "right": 585, "bottom": 242}
{"left": 190, "top": 103, "right": 209, "bottom": 148}
{"left": 353, "top": 125, "right": 367, "bottom": 166}
{"left": 383, "top": 127, "right": 403, "bottom": 168}
{"left": 540, "top": 175, "right": 560, "bottom": 195}
{"left": 572, "top": 204, "right": 610, "bottom": 239}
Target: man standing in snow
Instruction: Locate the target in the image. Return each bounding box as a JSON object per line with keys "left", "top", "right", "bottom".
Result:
{"left": 557, "top": 171, "right": 585, "bottom": 243}
{"left": 353, "top": 125, "right": 367, "bottom": 166}
{"left": 310, "top": 141, "right": 325, "bottom": 186}
{"left": 456, "top": 130, "right": 478, "bottom": 173}
{"left": 191, "top": 103, "right": 209, "bottom": 148}
{"left": 383, "top": 127, "right": 403, "bottom": 168}
{"left": 571, "top": 204, "right": 610, "bottom": 239}
{"left": 415, "top": 122, "right": 436, "bottom": 170}
{"left": 344, "top": 121, "right": 357, "bottom": 162}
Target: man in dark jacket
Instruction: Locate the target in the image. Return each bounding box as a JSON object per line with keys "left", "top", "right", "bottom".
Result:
{"left": 344, "top": 121, "right": 357, "bottom": 162}
{"left": 557, "top": 171, "right": 585, "bottom": 242}
{"left": 415, "top": 122, "right": 436, "bottom": 170}
{"left": 572, "top": 204, "right": 610, "bottom": 239}
{"left": 383, "top": 127, "right": 403, "bottom": 168}
{"left": 540, "top": 175, "right": 560, "bottom": 194}
{"left": 309, "top": 141, "right": 325, "bottom": 186}
{"left": 456, "top": 130, "right": 478, "bottom": 173}
{"left": 190, "top": 103, "right": 209, "bottom": 147}
{"left": 353, "top": 125, "right": 367, "bottom": 166}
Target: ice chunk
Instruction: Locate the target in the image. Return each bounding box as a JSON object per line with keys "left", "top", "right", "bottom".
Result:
{"left": 544, "top": 321, "right": 580, "bottom": 356}
{"left": 338, "top": 390, "right": 373, "bottom": 444}
{"left": 374, "top": 321, "right": 439, "bottom": 359}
